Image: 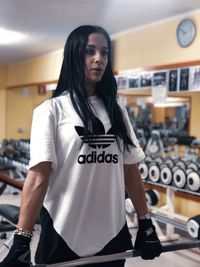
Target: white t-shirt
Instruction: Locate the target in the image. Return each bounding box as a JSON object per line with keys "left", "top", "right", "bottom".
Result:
{"left": 29, "top": 92, "right": 145, "bottom": 257}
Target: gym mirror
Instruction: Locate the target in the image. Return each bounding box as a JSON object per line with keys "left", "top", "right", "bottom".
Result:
{"left": 118, "top": 94, "right": 190, "bottom": 141}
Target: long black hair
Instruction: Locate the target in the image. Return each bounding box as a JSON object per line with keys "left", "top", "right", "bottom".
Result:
{"left": 52, "top": 25, "right": 135, "bottom": 150}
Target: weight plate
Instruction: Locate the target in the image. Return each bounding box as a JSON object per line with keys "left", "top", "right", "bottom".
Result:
{"left": 187, "top": 171, "right": 200, "bottom": 191}
{"left": 161, "top": 166, "right": 173, "bottom": 185}
{"left": 149, "top": 164, "right": 160, "bottom": 182}
{"left": 139, "top": 162, "right": 148, "bottom": 180}
{"left": 173, "top": 168, "right": 186, "bottom": 188}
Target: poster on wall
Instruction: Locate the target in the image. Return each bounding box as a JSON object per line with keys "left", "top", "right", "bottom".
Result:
{"left": 152, "top": 85, "right": 168, "bottom": 105}
{"left": 179, "top": 68, "right": 189, "bottom": 91}
{"left": 153, "top": 71, "right": 167, "bottom": 87}
{"left": 152, "top": 71, "right": 168, "bottom": 106}
{"left": 128, "top": 74, "right": 140, "bottom": 88}
{"left": 140, "top": 72, "right": 152, "bottom": 88}
{"left": 168, "top": 69, "right": 178, "bottom": 92}
{"left": 189, "top": 66, "right": 200, "bottom": 91}
{"left": 115, "top": 75, "right": 129, "bottom": 90}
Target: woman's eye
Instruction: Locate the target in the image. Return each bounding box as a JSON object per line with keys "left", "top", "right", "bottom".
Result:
{"left": 85, "top": 47, "right": 95, "bottom": 55}
{"left": 100, "top": 50, "right": 109, "bottom": 57}
{"left": 85, "top": 47, "right": 109, "bottom": 57}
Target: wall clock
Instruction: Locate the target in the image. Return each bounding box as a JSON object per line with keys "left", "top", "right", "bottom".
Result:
{"left": 176, "top": 19, "right": 196, "bottom": 48}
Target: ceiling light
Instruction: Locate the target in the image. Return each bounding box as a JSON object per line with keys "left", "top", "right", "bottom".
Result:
{"left": 0, "top": 27, "right": 26, "bottom": 45}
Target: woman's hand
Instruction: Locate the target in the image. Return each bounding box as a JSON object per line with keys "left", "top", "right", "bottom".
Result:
{"left": 0, "top": 234, "right": 32, "bottom": 267}
{"left": 134, "top": 218, "right": 163, "bottom": 260}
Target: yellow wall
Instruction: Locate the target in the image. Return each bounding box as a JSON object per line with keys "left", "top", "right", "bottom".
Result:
{"left": 6, "top": 12, "right": 200, "bottom": 86}
{"left": 152, "top": 107, "right": 165, "bottom": 124}
{"left": 4, "top": 50, "right": 62, "bottom": 140}
{"left": 6, "top": 86, "right": 52, "bottom": 139}
{"left": 6, "top": 50, "right": 63, "bottom": 87}
{"left": 190, "top": 92, "right": 200, "bottom": 138}
{"left": 113, "top": 13, "right": 200, "bottom": 70}
{"left": 175, "top": 196, "right": 199, "bottom": 218}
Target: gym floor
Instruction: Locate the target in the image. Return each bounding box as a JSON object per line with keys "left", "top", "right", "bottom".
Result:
{"left": 0, "top": 192, "right": 199, "bottom": 266}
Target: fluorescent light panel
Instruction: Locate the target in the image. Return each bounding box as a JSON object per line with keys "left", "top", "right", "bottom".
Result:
{"left": 0, "top": 27, "right": 26, "bottom": 44}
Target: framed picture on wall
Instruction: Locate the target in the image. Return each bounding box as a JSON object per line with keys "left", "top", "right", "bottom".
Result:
{"left": 152, "top": 71, "right": 167, "bottom": 87}
{"left": 128, "top": 74, "right": 140, "bottom": 88}
{"left": 152, "top": 71, "right": 168, "bottom": 105}
{"left": 179, "top": 68, "right": 189, "bottom": 91}
{"left": 189, "top": 66, "right": 200, "bottom": 91}
{"left": 140, "top": 72, "right": 152, "bottom": 88}
{"left": 115, "top": 75, "right": 129, "bottom": 90}
{"left": 168, "top": 69, "right": 178, "bottom": 92}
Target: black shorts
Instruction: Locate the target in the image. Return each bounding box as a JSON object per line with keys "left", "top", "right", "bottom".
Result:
{"left": 35, "top": 208, "right": 133, "bottom": 266}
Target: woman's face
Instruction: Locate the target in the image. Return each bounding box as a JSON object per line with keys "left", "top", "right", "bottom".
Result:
{"left": 84, "top": 33, "right": 109, "bottom": 93}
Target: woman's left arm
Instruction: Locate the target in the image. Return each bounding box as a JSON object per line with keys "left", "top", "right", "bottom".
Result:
{"left": 124, "top": 163, "right": 148, "bottom": 218}
{"left": 124, "top": 163, "right": 163, "bottom": 260}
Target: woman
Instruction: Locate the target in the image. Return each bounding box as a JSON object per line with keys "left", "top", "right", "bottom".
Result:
{"left": 0, "top": 25, "right": 162, "bottom": 267}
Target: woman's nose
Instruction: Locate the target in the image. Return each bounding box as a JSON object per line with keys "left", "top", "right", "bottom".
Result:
{"left": 94, "top": 51, "right": 103, "bottom": 61}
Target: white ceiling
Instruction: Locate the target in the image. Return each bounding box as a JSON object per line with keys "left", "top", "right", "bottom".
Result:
{"left": 1, "top": 0, "right": 200, "bottom": 65}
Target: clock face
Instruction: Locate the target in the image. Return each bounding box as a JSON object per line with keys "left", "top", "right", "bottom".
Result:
{"left": 176, "top": 19, "right": 196, "bottom": 47}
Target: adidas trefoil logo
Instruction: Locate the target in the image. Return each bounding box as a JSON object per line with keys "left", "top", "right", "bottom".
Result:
{"left": 75, "top": 117, "right": 118, "bottom": 164}
{"left": 75, "top": 117, "right": 116, "bottom": 149}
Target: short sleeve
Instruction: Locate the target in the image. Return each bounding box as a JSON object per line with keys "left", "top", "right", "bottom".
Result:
{"left": 29, "top": 101, "right": 57, "bottom": 170}
{"left": 120, "top": 105, "right": 145, "bottom": 164}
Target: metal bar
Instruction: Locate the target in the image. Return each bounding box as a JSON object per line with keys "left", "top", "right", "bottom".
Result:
{"left": 150, "top": 205, "right": 189, "bottom": 223}
{"left": 0, "top": 173, "right": 23, "bottom": 190}
{"left": 32, "top": 240, "right": 200, "bottom": 267}
{"left": 150, "top": 212, "right": 188, "bottom": 232}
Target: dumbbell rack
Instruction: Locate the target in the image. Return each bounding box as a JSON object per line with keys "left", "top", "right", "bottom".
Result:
{"left": 145, "top": 181, "right": 199, "bottom": 242}
{"left": 145, "top": 180, "right": 200, "bottom": 196}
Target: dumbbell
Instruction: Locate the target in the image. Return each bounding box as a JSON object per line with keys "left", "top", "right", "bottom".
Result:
{"left": 125, "top": 198, "right": 135, "bottom": 216}
{"left": 160, "top": 163, "right": 173, "bottom": 185}
{"left": 175, "top": 159, "right": 187, "bottom": 170}
{"left": 148, "top": 142, "right": 160, "bottom": 154}
{"left": 144, "top": 155, "right": 153, "bottom": 163}
{"left": 154, "top": 157, "right": 163, "bottom": 165}
{"left": 125, "top": 189, "right": 160, "bottom": 216}
{"left": 188, "top": 162, "right": 199, "bottom": 172}
{"left": 186, "top": 170, "right": 200, "bottom": 192}
{"left": 173, "top": 167, "right": 187, "bottom": 188}
{"left": 163, "top": 157, "right": 175, "bottom": 169}
{"left": 145, "top": 189, "right": 160, "bottom": 206}
{"left": 187, "top": 215, "right": 200, "bottom": 239}
{"left": 148, "top": 163, "right": 160, "bottom": 183}
{"left": 138, "top": 161, "right": 149, "bottom": 180}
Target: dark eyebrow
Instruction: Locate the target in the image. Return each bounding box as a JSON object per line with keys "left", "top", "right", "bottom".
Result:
{"left": 86, "top": 44, "right": 109, "bottom": 50}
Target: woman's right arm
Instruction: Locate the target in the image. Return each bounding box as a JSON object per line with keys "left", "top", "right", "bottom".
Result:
{"left": 17, "top": 161, "right": 51, "bottom": 232}
{"left": 0, "top": 161, "right": 51, "bottom": 267}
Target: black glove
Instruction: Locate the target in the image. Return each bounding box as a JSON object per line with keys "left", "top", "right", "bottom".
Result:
{"left": 134, "top": 218, "right": 163, "bottom": 260}
{"left": 0, "top": 234, "right": 32, "bottom": 267}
